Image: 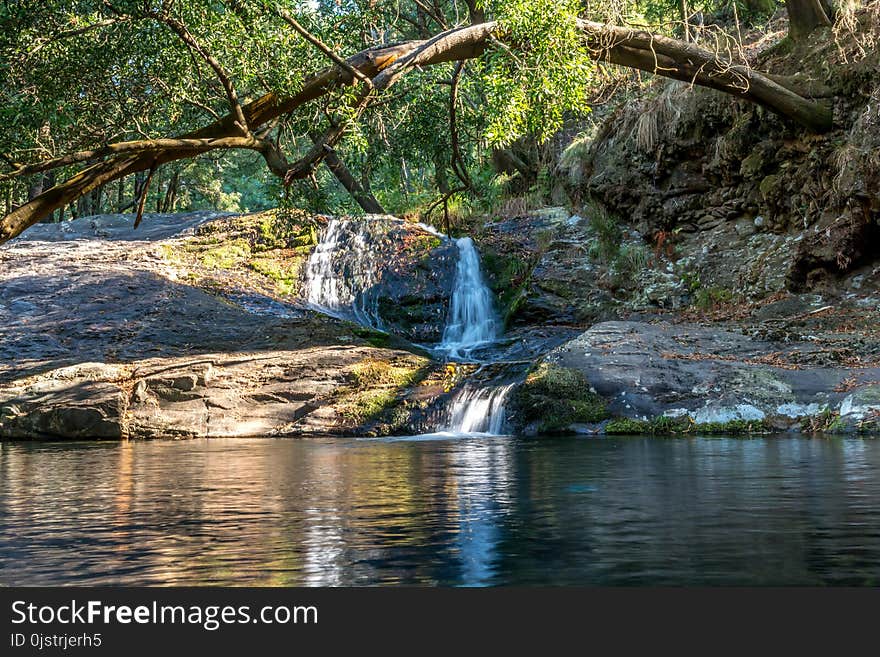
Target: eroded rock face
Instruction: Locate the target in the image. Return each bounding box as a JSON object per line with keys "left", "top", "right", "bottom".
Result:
{"left": 0, "top": 211, "right": 446, "bottom": 439}
{"left": 545, "top": 321, "right": 880, "bottom": 432}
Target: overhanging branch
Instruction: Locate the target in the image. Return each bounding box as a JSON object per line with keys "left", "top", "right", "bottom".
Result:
{"left": 1, "top": 19, "right": 833, "bottom": 244}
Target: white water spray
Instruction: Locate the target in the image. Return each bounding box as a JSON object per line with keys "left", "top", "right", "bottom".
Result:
{"left": 438, "top": 237, "right": 500, "bottom": 359}
{"left": 444, "top": 382, "right": 515, "bottom": 434}
{"left": 304, "top": 218, "right": 515, "bottom": 436}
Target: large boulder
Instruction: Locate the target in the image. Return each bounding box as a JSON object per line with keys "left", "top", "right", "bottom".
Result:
{"left": 543, "top": 321, "right": 880, "bottom": 433}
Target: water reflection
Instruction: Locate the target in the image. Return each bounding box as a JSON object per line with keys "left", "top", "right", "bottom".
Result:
{"left": 1, "top": 436, "right": 880, "bottom": 585}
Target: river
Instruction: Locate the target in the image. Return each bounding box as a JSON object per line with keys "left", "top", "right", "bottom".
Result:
{"left": 2, "top": 435, "right": 879, "bottom": 586}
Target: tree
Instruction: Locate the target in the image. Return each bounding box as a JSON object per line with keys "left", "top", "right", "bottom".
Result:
{"left": 786, "top": 0, "right": 833, "bottom": 41}
{"left": 0, "top": 0, "right": 836, "bottom": 244}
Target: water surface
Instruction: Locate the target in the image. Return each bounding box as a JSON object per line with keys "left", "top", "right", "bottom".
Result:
{"left": 1, "top": 435, "right": 879, "bottom": 585}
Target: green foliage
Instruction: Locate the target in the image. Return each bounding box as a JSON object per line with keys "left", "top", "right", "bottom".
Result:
{"left": 614, "top": 242, "right": 651, "bottom": 278}
{"left": 586, "top": 203, "right": 624, "bottom": 263}
{"left": 605, "top": 415, "right": 770, "bottom": 435}
{"left": 582, "top": 202, "right": 651, "bottom": 282}
{"left": 481, "top": 0, "right": 593, "bottom": 146}
{"left": 510, "top": 363, "right": 608, "bottom": 432}
{"left": 0, "top": 0, "right": 788, "bottom": 224}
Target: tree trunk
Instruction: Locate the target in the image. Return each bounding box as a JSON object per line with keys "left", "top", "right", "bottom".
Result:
{"left": 154, "top": 169, "right": 164, "bottom": 213}
{"left": 43, "top": 172, "right": 56, "bottom": 222}
{"left": 27, "top": 174, "right": 45, "bottom": 201}
{"left": 786, "top": 0, "right": 832, "bottom": 41}
{"left": 679, "top": 0, "right": 690, "bottom": 42}
{"left": 309, "top": 133, "right": 385, "bottom": 214}
{"left": 92, "top": 186, "right": 102, "bottom": 215}
{"left": 162, "top": 171, "right": 179, "bottom": 212}
{"left": 492, "top": 147, "right": 534, "bottom": 183}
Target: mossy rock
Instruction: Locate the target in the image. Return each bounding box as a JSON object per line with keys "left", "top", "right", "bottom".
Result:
{"left": 334, "top": 355, "right": 431, "bottom": 427}
{"left": 508, "top": 363, "right": 608, "bottom": 433}
{"left": 605, "top": 415, "right": 770, "bottom": 435}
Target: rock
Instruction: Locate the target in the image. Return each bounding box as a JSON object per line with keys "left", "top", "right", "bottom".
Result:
{"left": 0, "top": 212, "right": 446, "bottom": 439}
{"left": 542, "top": 320, "right": 880, "bottom": 432}
{"left": 734, "top": 217, "right": 757, "bottom": 237}
{"left": 759, "top": 174, "right": 782, "bottom": 202}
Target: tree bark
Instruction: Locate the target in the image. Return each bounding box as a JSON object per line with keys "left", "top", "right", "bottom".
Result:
{"left": 116, "top": 177, "right": 125, "bottom": 212}
{"left": 309, "top": 133, "right": 385, "bottom": 214}
{"left": 27, "top": 174, "right": 45, "bottom": 201}
{"left": 786, "top": 0, "right": 832, "bottom": 41}
{"left": 161, "top": 170, "right": 179, "bottom": 212}
{"left": 679, "top": 0, "right": 690, "bottom": 42}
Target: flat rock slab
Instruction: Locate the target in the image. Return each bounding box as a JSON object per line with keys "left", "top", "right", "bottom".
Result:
{"left": 0, "top": 212, "right": 433, "bottom": 439}
{"left": 549, "top": 321, "right": 880, "bottom": 430}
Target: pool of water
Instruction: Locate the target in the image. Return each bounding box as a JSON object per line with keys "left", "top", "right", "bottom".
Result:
{"left": 2, "top": 435, "right": 879, "bottom": 585}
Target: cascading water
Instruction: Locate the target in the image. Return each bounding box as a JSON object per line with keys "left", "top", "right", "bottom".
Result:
{"left": 438, "top": 237, "right": 500, "bottom": 360}
{"left": 303, "top": 216, "right": 516, "bottom": 436}
{"left": 443, "top": 381, "right": 516, "bottom": 434}
{"left": 303, "top": 218, "right": 385, "bottom": 329}
{"left": 434, "top": 237, "right": 514, "bottom": 434}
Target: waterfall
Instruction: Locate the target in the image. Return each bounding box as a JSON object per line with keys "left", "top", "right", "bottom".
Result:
{"left": 302, "top": 218, "right": 385, "bottom": 329}
{"left": 444, "top": 382, "right": 515, "bottom": 434}
{"left": 303, "top": 217, "right": 517, "bottom": 436}
{"left": 438, "top": 237, "right": 500, "bottom": 359}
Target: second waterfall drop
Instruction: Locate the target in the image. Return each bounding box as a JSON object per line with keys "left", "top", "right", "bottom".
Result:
{"left": 439, "top": 236, "right": 500, "bottom": 359}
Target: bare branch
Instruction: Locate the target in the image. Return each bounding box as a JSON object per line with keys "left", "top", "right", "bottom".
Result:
{"left": 134, "top": 162, "right": 157, "bottom": 229}
{"left": 262, "top": 2, "right": 373, "bottom": 89}
{"left": 1, "top": 136, "right": 267, "bottom": 180}
{"left": 147, "top": 9, "right": 250, "bottom": 134}
{"left": 449, "top": 61, "right": 472, "bottom": 189}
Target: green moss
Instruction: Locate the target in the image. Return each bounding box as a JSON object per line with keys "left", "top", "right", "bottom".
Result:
{"left": 509, "top": 363, "right": 608, "bottom": 432}
{"left": 695, "top": 419, "right": 769, "bottom": 434}
{"left": 199, "top": 239, "right": 251, "bottom": 269}
{"left": 251, "top": 208, "right": 319, "bottom": 252}
{"left": 694, "top": 286, "right": 734, "bottom": 309}
{"left": 248, "top": 257, "right": 303, "bottom": 295}
{"left": 605, "top": 418, "right": 652, "bottom": 434}
{"left": 339, "top": 390, "right": 398, "bottom": 423}
{"left": 352, "top": 327, "right": 391, "bottom": 348}
{"left": 336, "top": 356, "right": 430, "bottom": 426}
{"left": 376, "top": 297, "right": 433, "bottom": 332}
{"left": 417, "top": 235, "right": 442, "bottom": 251}
{"left": 479, "top": 250, "right": 536, "bottom": 326}
{"left": 350, "top": 358, "right": 424, "bottom": 388}
{"left": 605, "top": 415, "right": 769, "bottom": 435}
